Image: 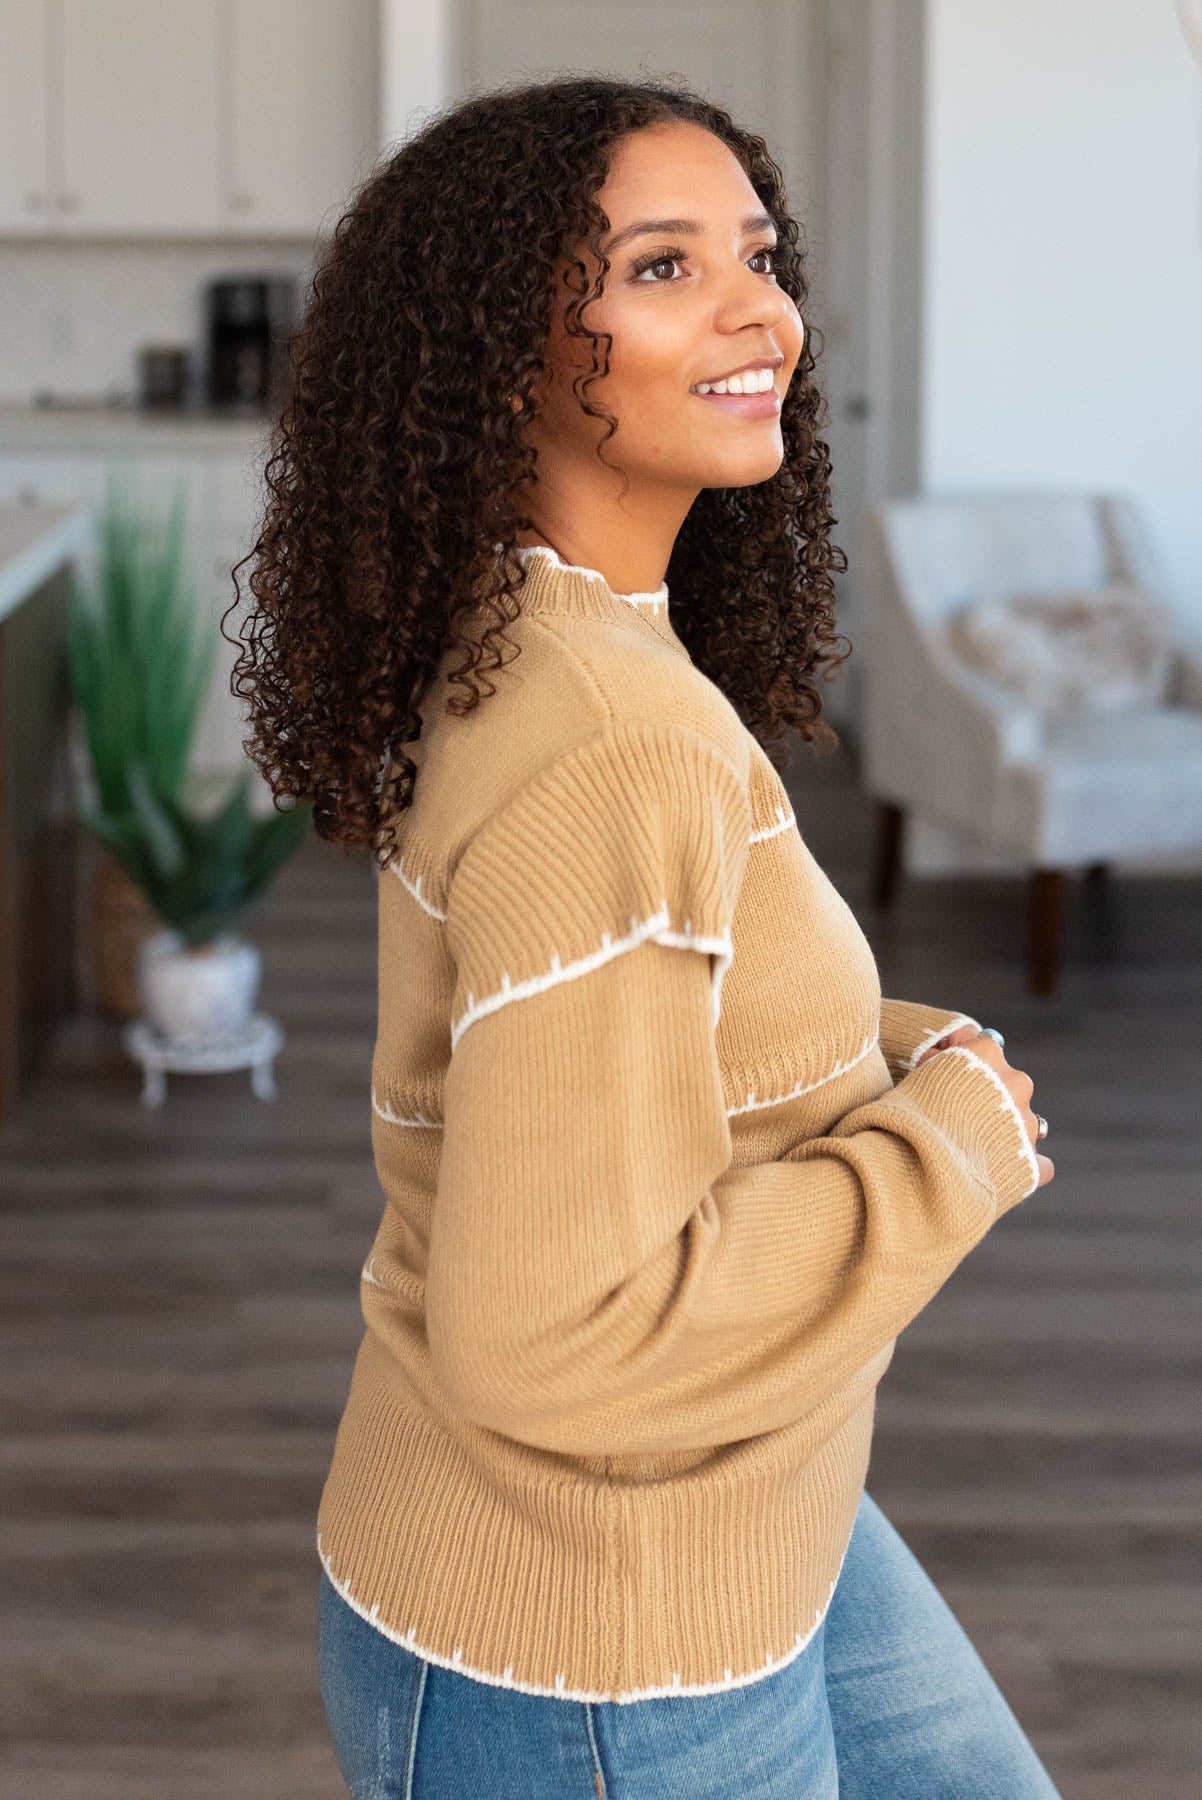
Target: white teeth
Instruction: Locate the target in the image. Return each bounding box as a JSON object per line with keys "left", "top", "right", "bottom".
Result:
{"left": 692, "top": 367, "right": 777, "bottom": 395}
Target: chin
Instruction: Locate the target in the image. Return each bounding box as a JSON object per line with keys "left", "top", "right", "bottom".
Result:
{"left": 697, "top": 447, "right": 785, "bottom": 489}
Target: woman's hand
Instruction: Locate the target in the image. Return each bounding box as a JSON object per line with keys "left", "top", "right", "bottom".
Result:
{"left": 918, "top": 1025, "right": 1055, "bottom": 1188}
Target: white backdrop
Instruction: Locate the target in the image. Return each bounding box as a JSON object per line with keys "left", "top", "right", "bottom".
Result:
{"left": 922, "top": 0, "right": 1202, "bottom": 628}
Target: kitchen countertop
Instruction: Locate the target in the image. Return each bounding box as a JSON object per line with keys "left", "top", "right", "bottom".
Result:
{"left": 0, "top": 501, "right": 93, "bottom": 625}
{"left": 0, "top": 400, "right": 274, "bottom": 451}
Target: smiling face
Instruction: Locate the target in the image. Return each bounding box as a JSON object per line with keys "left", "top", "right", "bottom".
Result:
{"left": 525, "top": 119, "right": 808, "bottom": 498}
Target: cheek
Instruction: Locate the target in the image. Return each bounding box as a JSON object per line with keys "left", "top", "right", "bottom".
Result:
{"left": 598, "top": 298, "right": 696, "bottom": 400}
{"left": 782, "top": 296, "right": 807, "bottom": 363}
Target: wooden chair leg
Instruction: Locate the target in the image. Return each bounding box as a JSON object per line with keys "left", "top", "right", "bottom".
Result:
{"left": 871, "top": 801, "right": 905, "bottom": 909}
{"left": 1028, "top": 867, "right": 1066, "bottom": 996}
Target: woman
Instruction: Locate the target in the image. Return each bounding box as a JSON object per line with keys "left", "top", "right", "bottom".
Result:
{"left": 230, "top": 73, "right": 1060, "bottom": 1800}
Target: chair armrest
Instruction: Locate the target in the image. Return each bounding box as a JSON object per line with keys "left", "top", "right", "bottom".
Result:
{"left": 863, "top": 628, "right": 1045, "bottom": 839}
{"left": 922, "top": 645, "right": 1045, "bottom": 765}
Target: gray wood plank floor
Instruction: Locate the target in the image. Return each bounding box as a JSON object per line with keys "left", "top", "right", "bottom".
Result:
{"left": 0, "top": 742, "right": 1197, "bottom": 1798}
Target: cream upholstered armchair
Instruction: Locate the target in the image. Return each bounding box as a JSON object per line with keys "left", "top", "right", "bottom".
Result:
{"left": 862, "top": 492, "right": 1202, "bottom": 996}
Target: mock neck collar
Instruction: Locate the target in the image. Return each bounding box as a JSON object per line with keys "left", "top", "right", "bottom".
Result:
{"left": 474, "top": 541, "right": 689, "bottom": 659}
{"left": 513, "top": 543, "right": 670, "bottom": 613}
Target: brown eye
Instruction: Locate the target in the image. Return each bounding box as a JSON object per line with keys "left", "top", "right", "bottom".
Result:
{"left": 631, "top": 250, "right": 686, "bottom": 282}
{"left": 749, "top": 246, "right": 778, "bottom": 275}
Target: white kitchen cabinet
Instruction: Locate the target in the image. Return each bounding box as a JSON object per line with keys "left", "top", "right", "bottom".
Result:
{"left": 0, "top": 0, "right": 53, "bottom": 234}
{"left": 0, "top": 433, "right": 270, "bottom": 789}
{"left": 0, "top": 449, "right": 209, "bottom": 553}
{"left": 226, "top": 0, "right": 379, "bottom": 236}
{"left": 0, "top": 0, "right": 379, "bottom": 240}
{"left": 0, "top": 455, "right": 105, "bottom": 512}
{"left": 57, "top": 0, "right": 223, "bottom": 234}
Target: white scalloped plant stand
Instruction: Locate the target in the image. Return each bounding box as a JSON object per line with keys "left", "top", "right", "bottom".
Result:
{"left": 121, "top": 1013, "right": 284, "bottom": 1109}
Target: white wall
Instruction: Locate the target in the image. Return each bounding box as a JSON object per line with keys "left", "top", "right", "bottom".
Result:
{"left": 380, "top": 0, "right": 449, "bottom": 147}
{"left": 923, "top": 0, "right": 1202, "bottom": 615}
{"left": 906, "top": 0, "right": 1202, "bottom": 875}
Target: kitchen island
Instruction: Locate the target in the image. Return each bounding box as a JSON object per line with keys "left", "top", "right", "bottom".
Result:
{"left": 0, "top": 502, "right": 92, "bottom": 1128}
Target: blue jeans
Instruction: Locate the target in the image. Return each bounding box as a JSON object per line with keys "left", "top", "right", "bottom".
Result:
{"left": 317, "top": 1487, "right": 1062, "bottom": 1797}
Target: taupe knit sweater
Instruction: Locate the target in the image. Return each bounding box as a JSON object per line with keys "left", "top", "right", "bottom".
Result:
{"left": 316, "top": 544, "right": 1040, "bottom": 1705}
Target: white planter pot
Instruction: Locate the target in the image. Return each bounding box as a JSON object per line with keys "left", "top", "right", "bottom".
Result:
{"left": 137, "top": 928, "right": 261, "bottom": 1045}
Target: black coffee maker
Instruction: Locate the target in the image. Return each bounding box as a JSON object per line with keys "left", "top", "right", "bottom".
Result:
{"left": 204, "top": 275, "right": 298, "bottom": 413}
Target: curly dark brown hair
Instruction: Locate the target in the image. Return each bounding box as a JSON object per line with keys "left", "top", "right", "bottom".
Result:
{"left": 224, "top": 72, "right": 851, "bottom": 870}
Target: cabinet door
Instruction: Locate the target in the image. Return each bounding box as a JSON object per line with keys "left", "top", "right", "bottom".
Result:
{"left": 0, "top": 0, "right": 52, "bottom": 234}
{"left": 0, "top": 447, "right": 213, "bottom": 592}
{"left": 225, "top": 0, "right": 379, "bottom": 237}
{"left": 0, "top": 455, "right": 104, "bottom": 521}
{"left": 57, "top": 0, "right": 221, "bottom": 233}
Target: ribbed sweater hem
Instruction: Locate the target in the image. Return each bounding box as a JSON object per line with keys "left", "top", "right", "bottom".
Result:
{"left": 314, "top": 1327, "right": 878, "bottom": 1704}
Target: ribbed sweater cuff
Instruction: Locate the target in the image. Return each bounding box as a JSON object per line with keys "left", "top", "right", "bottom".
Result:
{"left": 891, "top": 1043, "right": 1042, "bottom": 1213}
{"left": 878, "top": 998, "right": 983, "bottom": 1076}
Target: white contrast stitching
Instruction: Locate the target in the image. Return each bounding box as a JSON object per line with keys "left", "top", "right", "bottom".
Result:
{"left": 317, "top": 1526, "right": 849, "bottom": 1705}
{"left": 371, "top": 1088, "right": 442, "bottom": 1128}
{"left": 388, "top": 799, "right": 791, "bottom": 923}
{"left": 387, "top": 854, "right": 447, "bottom": 920}
{"left": 933, "top": 1045, "right": 1042, "bottom": 1197}
{"left": 750, "top": 803, "right": 795, "bottom": 841}
{"left": 514, "top": 542, "right": 669, "bottom": 611}
{"left": 450, "top": 903, "right": 733, "bottom": 1051}
{"left": 369, "top": 1033, "right": 882, "bottom": 1132}
{"left": 729, "top": 1033, "right": 879, "bottom": 1115}
{"left": 899, "top": 1014, "right": 982, "bottom": 1070}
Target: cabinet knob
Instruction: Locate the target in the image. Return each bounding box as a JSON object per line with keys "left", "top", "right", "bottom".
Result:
{"left": 58, "top": 191, "right": 81, "bottom": 212}
{"left": 25, "top": 191, "right": 47, "bottom": 212}
{"left": 229, "top": 191, "right": 253, "bottom": 213}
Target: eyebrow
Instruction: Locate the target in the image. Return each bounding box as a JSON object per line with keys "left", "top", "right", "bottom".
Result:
{"left": 602, "top": 210, "right": 777, "bottom": 256}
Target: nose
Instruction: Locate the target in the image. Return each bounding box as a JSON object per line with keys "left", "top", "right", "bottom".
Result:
{"left": 712, "top": 253, "right": 794, "bottom": 335}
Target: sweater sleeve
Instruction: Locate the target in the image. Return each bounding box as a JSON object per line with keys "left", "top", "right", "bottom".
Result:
{"left": 425, "top": 724, "right": 1041, "bottom": 1457}
{"left": 879, "top": 997, "right": 984, "bottom": 1080}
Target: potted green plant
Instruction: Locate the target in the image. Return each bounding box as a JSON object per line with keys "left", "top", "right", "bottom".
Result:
{"left": 68, "top": 468, "right": 311, "bottom": 1043}
{"left": 67, "top": 467, "right": 214, "bottom": 1015}
{"left": 95, "top": 758, "right": 311, "bottom": 1043}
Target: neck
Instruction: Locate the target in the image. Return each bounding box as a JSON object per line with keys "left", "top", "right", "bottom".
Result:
{"left": 513, "top": 479, "right": 695, "bottom": 598}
